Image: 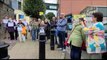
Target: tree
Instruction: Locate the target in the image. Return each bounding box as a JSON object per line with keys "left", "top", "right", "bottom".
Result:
{"left": 23, "top": 0, "right": 46, "bottom": 18}
{"left": 46, "top": 12, "right": 55, "bottom": 20}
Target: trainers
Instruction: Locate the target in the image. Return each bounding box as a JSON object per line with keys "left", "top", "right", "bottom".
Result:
{"left": 58, "top": 48, "right": 62, "bottom": 51}
{"left": 62, "top": 49, "right": 66, "bottom": 52}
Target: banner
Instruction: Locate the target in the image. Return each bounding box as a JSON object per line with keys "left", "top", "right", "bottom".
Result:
{"left": 39, "top": 12, "right": 44, "bottom": 16}
{"left": 73, "top": 15, "right": 86, "bottom": 20}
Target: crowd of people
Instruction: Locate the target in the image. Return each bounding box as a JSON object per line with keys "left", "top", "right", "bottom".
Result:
{"left": 0, "top": 12, "right": 107, "bottom": 59}
{"left": 1, "top": 16, "right": 29, "bottom": 42}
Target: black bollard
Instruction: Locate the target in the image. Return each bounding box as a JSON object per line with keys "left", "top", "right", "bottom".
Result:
{"left": 39, "top": 33, "right": 46, "bottom": 59}
{"left": 50, "top": 29, "right": 55, "bottom": 50}
{"left": 0, "top": 42, "right": 10, "bottom": 59}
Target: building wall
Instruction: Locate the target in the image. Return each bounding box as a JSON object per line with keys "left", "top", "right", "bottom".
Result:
{"left": 13, "top": 0, "right": 31, "bottom": 23}
{"left": 11, "top": 0, "right": 18, "bottom": 10}
{"left": 0, "top": 1, "right": 14, "bottom": 21}
{"left": 3, "top": 0, "right": 12, "bottom": 6}
{"left": 44, "top": 0, "right": 58, "bottom": 16}
{"left": 59, "top": 0, "right": 107, "bottom": 15}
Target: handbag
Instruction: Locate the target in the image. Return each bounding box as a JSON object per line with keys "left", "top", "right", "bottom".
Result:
{"left": 64, "top": 34, "right": 70, "bottom": 46}
{"left": 67, "top": 23, "right": 72, "bottom": 30}
{"left": 22, "top": 27, "right": 27, "bottom": 35}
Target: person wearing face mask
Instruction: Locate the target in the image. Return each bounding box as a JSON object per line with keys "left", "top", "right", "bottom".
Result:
{"left": 6, "top": 17, "right": 16, "bottom": 41}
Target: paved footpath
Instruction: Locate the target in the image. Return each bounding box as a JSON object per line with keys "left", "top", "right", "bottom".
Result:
{"left": 5, "top": 38, "right": 64, "bottom": 59}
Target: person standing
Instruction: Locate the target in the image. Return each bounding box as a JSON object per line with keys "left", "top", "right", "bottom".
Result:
{"left": 67, "top": 18, "right": 86, "bottom": 59}
{"left": 6, "top": 17, "right": 16, "bottom": 41}
{"left": 44, "top": 19, "right": 51, "bottom": 40}
{"left": 21, "top": 24, "right": 27, "bottom": 42}
{"left": 37, "top": 18, "right": 42, "bottom": 39}
{"left": 17, "top": 20, "right": 25, "bottom": 42}
{"left": 22, "top": 19, "right": 29, "bottom": 39}
{"left": 57, "top": 13, "right": 67, "bottom": 51}
{"left": 13, "top": 18, "right": 18, "bottom": 40}
{"left": 50, "top": 17, "right": 58, "bottom": 45}
{"left": 2, "top": 16, "right": 9, "bottom": 39}
{"left": 83, "top": 12, "right": 106, "bottom": 59}
{"left": 29, "top": 18, "right": 38, "bottom": 41}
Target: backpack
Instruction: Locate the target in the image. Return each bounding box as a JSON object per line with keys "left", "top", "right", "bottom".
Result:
{"left": 67, "top": 23, "right": 72, "bottom": 30}
{"left": 22, "top": 26, "right": 27, "bottom": 35}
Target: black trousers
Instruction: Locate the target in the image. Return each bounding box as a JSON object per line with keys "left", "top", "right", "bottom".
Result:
{"left": 70, "top": 45, "right": 82, "bottom": 60}
{"left": 45, "top": 30, "right": 50, "bottom": 40}
{"left": 9, "top": 32, "right": 14, "bottom": 40}
{"left": 15, "top": 30, "right": 18, "bottom": 40}
{"left": 58, "top": 31, "right": 66, "bottom": 49}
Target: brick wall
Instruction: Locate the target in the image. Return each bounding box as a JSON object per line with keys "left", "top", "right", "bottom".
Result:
{"left": 0, "top": 3, "right": 14, "bottom": 20}
{"left": 59, "top": 0, "right": 107, "bottom": 15}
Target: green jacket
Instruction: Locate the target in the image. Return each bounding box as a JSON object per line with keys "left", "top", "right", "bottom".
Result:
{"left": 30, "top": 21, "right": 38, "bottom": 29}
{"left": 69, "top": 23, "right": 86, "bottom": 47}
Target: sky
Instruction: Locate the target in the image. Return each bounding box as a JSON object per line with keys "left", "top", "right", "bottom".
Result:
{"left": 44, "top": 0, "right": 58, "bottom": 4}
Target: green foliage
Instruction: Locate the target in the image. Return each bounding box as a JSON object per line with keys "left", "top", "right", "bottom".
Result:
{"left": 46, "top": 12, "right": 55, "bottom": 20}
{"left": 23, "top": 0, "right": 46, "bottom": 18}
{"left": 40, "top": 15, "right": 45, "bottom": 20}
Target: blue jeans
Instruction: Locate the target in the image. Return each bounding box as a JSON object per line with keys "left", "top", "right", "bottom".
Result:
{"left": 58, "top": 31, "right": 66, "bottom": 49}
{"left": 31, "top": 29, "right": 37, "bottom": 40}
{"left": 55, "top": 29, "right": 59, "bottom": 45}
{"left": 70, "top": 45, "right": 82, "bottom": 59}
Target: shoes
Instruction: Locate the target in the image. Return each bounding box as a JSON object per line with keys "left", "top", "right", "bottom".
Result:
{"left": 58, "top": 48, "right": 62, "bottom": 51}
{"left": 57, "top": 45, "right": 60, "bottom": 48}
{"left": 62, "top": 49, "right": 66, "bottom": 52}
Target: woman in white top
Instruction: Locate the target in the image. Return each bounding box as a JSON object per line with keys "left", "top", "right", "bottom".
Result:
{"left": 6, "top": 18, "right": 15, "bottom": 40}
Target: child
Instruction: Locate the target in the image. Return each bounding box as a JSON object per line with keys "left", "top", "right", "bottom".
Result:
{"left": 21, "top": 24, "right": 27, "bottom": 42}
{"left": 17, "top": 20, "right": 26, "bottom": 42}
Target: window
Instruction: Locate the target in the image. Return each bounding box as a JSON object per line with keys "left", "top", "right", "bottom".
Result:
{"left": 19, "top": 14, "right": 24, "bottom": 19}
{"left": 18, "top": 2, "right": 21, "bottom": 10}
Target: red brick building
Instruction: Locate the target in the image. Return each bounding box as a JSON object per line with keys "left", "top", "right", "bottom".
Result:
{"left": 58, "top": 0, "right": 107, "bottom": 15}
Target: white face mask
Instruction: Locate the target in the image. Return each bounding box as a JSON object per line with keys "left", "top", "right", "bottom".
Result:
{"left": 9, "top": 20, "right": 12, "bottom": 22}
